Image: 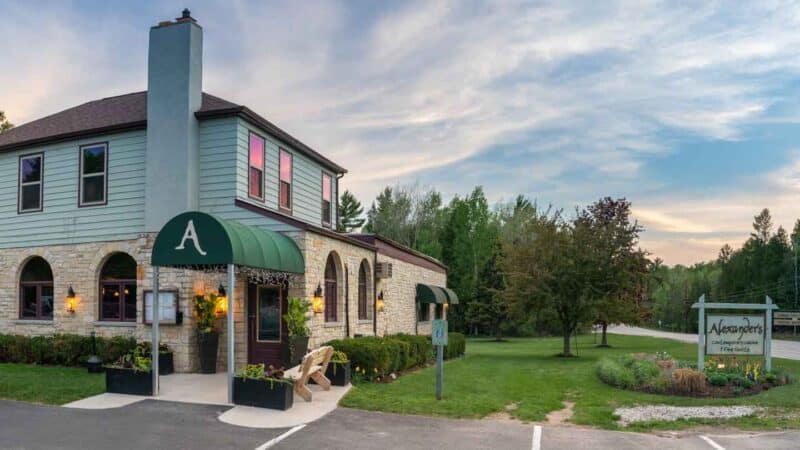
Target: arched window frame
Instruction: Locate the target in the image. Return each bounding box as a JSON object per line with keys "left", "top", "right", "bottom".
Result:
{"left": 98, "top": 253, "right": 138, "bottom": 322}
{"left": 19, "top": 257, "right": 54, "bottom": 320}
{"left": 357, "top": 260, "right": 370, "bottom": 321}
{"left": 324, "top": 253, "right": 338, "bottom": 322}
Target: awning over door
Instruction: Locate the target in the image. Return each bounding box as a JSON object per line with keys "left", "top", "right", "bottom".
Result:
{"left": 416, "top": 283, "right": 459, "bottom": 305}
{"left": 151, "top": 211, "right": 304, "bottom": 272}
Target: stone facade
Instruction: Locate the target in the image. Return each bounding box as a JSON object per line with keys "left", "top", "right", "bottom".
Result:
{"left": 373, "top": 252, "right": 447, "bottom": 337}
{"left": 0, "top": 228, "right": 447, "bottom": 372}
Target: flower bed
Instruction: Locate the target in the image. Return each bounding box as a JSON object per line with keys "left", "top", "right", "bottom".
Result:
{"left": 597, "top": 352, "right": 793, "bottom": 398}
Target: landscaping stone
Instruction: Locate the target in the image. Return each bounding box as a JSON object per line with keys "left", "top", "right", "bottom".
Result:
{"left": 615, "top": 405, "right": 759, "bottom": 426}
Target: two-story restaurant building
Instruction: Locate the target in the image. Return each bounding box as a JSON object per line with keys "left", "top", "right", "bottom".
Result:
{"left": 0, "top": 10, "right": 455, "bottom": 372}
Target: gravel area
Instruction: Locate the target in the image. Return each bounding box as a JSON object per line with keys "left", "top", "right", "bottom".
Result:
{"left": 615, "top": 405, "right": 760, "bottom": 425}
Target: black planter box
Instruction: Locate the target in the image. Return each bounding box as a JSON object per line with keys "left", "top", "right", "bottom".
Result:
{"left": 105, "top": 367, "right": 153, "bottom": 396}
{"left": 233, "top": 377, "right": 294, "bottom": 410}
{"left": 325, "top": 362, "right": 351, "bottom": 386}
{"left": 158, "top": 352, "right": 174, "bottom": 375}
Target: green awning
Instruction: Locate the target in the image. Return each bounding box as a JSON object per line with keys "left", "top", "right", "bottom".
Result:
{"left": 152, "top": 211, "right": 304, "bottom": 273}
{"left": 417, "top": 283, "right": 459, "bottom": 305}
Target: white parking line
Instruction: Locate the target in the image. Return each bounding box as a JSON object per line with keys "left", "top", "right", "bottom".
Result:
{"left": 532, "top": 425, "right": 542, "bottom": 450}
{"left": 700, "top": 435, "right": 726, "bottom": 450}
{"left": 254, "top": 424, "right": 306, "bottom": 450}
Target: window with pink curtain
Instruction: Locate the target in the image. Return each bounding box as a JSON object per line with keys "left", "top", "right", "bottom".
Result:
{"left": 248, "top": 133, "right": 265, "bottom": 200}
{"left": 322, "top": 173, "right": 332, "bottom": 226}
{"left": 279, "top": 150, "right": 292, "bottom": 210}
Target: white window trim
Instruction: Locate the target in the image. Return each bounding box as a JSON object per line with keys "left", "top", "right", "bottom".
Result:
{"left": 79, "top": 143, "right": 108, "bottom": 207}
{"left": 18, "top": 153, "right": 43, "bottom": 213}
{"left": 248, "top": 132, "right": 265, "bottom": 201}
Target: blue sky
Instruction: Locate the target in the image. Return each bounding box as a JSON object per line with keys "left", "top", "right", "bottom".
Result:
{"left": 2, "top": 0, "right": 800, "bottom": 265}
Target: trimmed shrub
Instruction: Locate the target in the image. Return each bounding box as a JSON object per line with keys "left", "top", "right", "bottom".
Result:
{"left": 444, "top": 332, "right": 466, "bottom": 359}
{"left": 389, "top": 334, "right": 432, "bottom": 366}
{"left": 708, "top": 374, "right": 728, "bottom": 386}
{"left": 0, "top": 333, "right": 136, "bottom": 367}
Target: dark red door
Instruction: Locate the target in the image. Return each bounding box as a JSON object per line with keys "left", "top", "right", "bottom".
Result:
{"left": 247, "top": 284, "right": 287, "bottom": 367}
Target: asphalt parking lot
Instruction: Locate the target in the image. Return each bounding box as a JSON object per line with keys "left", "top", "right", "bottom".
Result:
{"left": 1, "top": 399, "right": 799, "bottom": 450}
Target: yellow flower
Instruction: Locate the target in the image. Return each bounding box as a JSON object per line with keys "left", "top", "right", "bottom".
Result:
{"left": 374, "top": 368, "right": 378, "bottom": 373}
{"left": 356, "top": 366, "right": 360, "bottom": 372}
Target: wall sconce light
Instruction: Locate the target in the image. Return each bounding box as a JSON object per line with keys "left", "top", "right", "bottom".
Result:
{"left": 376, "top": 291, "right": 385, "bottom": 312}
{"left": 215, "top": 284, "right": 228, "bottom": 315}
{"left": 312, "top": 283, "right": 324, "bottom": 314}
{"left": 66, "top": 286, "right": 77, "bottom": 314}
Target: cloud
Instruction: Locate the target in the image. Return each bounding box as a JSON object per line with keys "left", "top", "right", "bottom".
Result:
{"left": 3, "top": 1, "right": 800, "bottom": 266}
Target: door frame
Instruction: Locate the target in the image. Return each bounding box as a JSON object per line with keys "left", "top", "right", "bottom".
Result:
{"left": 246, "top": 283, "right": 288, "bottom": 366}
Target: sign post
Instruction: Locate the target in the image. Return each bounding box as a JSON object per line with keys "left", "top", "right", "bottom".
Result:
{"left": 432, "top": 319, "right": 448, "bottom": 400}
{"left": 692, "top": 295, "right": 777, "bottom": 372}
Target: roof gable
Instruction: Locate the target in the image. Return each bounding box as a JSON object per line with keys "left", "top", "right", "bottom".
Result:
{"left": 0, "top": 92, "right": 345, "bottom": 173}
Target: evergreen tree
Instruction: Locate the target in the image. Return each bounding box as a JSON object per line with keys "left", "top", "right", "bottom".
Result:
{"left": 337, "top": 190, "right": 365, "bottom": 232}
{"left": 465, "top": 242, "right": 508, "bottom": 339}
{"left": 0, "top": 111, "right": 12, "bottom": 133}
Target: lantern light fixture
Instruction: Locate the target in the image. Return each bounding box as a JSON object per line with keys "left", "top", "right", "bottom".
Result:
{"left": 376, "top": 290, "right": 385, "bottom": 312}
{"left": 66, "top": 286, "right": 77, "bottom": 314}
{"left": 312, "top": 283, "right": 324, "bottom": 313}
{"left": 215, "top": 284, "right": 228, "bottom": 315}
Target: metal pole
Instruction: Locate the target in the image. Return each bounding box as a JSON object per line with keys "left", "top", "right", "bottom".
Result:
{"left": 152, "top": 266, "right": 160, "bottom": 396}
{"left": 697, "top": 294, "right": 705, "bottom": 372}
{"left": 766, "top": 296, "right": 773, "bottom": 372}
{"left": 227, "top": 263, "right": 235, "bottom": 404}
{"left": 436, "top": 344, "right": 443, "bottom": 400}
{"left": 795, "top": 239, "right": 798, "bottom": 311}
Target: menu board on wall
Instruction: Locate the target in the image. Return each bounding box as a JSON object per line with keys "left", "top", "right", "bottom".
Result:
{"left": 144, "top": 290, "right": 179, "bottom": 325}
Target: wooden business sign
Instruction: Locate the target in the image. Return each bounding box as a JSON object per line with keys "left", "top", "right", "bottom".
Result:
{"left": 706, "top": 315, "right": 765, "bottom": 356}
{"left": 774, "top": 311, "right": 800, "bottom": 326}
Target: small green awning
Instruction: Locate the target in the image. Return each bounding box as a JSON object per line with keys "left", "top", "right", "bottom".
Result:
{"left": 152, "top": 211, "right": 304, "bottom": 273}
{"left": 417, "top": 283, "right": 460, "bottom": 305}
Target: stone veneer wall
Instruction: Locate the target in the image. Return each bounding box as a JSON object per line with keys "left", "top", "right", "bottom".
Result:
{"left": 0, "top": 229, "right": 447, "bottom": 371}
{"left": 373, "top": 253, "right": 447, "bottom": 337}
{"left": 289, "top": 231, "right": 377, "bottom": 348}
{"left": 0, "top": 234, "right": 248, "bottom": 373}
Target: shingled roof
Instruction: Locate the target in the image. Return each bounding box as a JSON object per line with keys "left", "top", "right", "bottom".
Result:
{"left": 0, "top": 92, "right": 346, "bottom": 173}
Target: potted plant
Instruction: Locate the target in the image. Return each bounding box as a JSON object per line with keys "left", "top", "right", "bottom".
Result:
{"left": 136, "top": 341, "right": 174, "bottom": 375}
{"left": 325, "top": 350, "right": 351, "bottom": 386}
{"left": 233, "top": 363, "right": 294, "bottom": 410}
{"left": 105, "top": 347, "right": 153, "bottom": 395}
{"left": 194, "top": 293, "right": 220, "bottom": 373}
{"left": 283, "top": 297, "right": 311, "bottom": 367}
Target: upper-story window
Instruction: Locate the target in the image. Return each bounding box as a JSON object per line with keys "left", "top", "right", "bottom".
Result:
{"left": 18, "top": 153, "right": 43, "bottom": 213}
{"left": 322, "top": 173, "right": 332, "bottom": 227}
{"left": 79, "top": 143, "right": 108, "bottom": 207}
{"left": 279, "top": 149, "right": 292, "bottom": 211}
{"left": 248, "top": 132, "right": 265, "bottom": 200}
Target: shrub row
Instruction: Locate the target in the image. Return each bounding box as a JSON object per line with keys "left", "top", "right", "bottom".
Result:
{"left": 0, "top": 333, "right": 137, "bottom": 367}
{"left": 326, "top": 332, "right": 466, "bottom": 380}
{"left": 444, "top": 332, "right": 466, "bottom": 359}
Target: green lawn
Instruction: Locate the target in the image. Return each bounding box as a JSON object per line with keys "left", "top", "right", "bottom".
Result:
{"left": 0, "top": 363, "right": 105, "bottom": 405}
{"left": 340, "top": 334, "right": 800, "bottom": 431}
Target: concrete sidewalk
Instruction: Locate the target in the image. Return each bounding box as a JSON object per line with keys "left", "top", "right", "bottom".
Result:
{"left": 610, "top": 325, "right": 800, "bottom": 360}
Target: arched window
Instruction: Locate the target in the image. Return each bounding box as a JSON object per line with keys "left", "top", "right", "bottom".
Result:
{"left": 324, "top": 253, "right": 338, "bottom": 322}
{"left": 19, "top": 257, "right": 54, "bottom": 320}
{"left": 99, "top": 253, "right": 137, "bottom": 322}
{"left": 357, "top": 261, "right": 369, "bottom": 320}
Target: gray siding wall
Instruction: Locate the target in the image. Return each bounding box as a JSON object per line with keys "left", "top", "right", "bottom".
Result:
{"left": 236, "top": 119, "right": 338, "bottom": 229}
{"left": 0, "top": 116, "right": 341, "bottom": 250}
{"left": 198, "top": 117, "right": 297, "bottom": 232}
{"left": 0, "top": 130, "right": 146, "bottom": 249}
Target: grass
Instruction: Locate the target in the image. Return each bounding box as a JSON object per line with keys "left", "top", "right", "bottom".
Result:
{"left": 0, "top": 363, "right": 105, "bottom": 405}
{"left": 339, "top": 334, "right": 800, "bottom": 431}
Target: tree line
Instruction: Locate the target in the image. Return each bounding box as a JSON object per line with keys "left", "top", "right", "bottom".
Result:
{"left": 648, "top": 208, "right": 800, "bottom": 333}
{"left": 339, "top": 185, "right": 650, "bottom": 355}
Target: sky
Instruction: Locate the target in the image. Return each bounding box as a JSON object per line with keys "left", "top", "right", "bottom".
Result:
{"left": 2, "top": 0, "right": 800, "bottom": 266}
